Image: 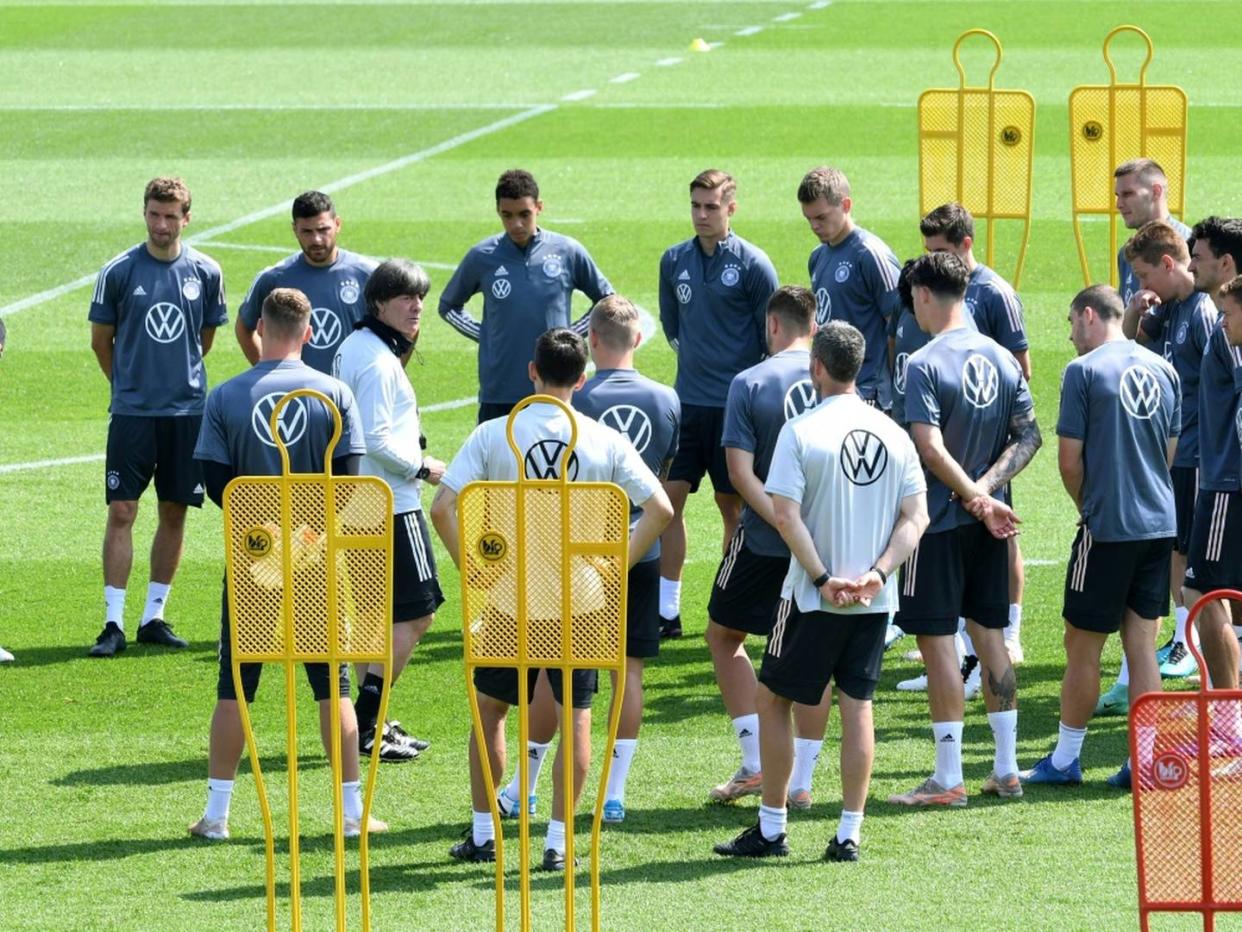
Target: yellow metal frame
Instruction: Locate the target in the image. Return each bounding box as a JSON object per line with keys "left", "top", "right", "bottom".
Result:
{"left": 222, "top": 388, "right": 394, "bottom": 932}
{"left": 458, "top": 394, "right": 629, "bottom": 932}
{"left": 1068, "top": 24, "right": 1188, "bottom": 287}
{"left": 918, "top": 29, "right": 1035, "bottom": 286}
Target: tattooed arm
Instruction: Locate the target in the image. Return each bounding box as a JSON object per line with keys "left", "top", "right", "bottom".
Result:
{"left": 976, "top": 407, "right": 1043, "bottom": 496}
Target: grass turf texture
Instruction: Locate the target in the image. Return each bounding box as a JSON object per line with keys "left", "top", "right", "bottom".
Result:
{"left": 1, "top": 1, "right": 1240, "bottom": 929}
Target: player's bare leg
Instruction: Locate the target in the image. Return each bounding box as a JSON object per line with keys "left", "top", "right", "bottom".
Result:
{"left": 968, "top": 621, "right": 1021, "bottom": 796}
{"left": 889, "top": 634, "right": 966, "bottom": 807}
{"left": 543, "top": 706, "right": 591, "bottom": 869}
{"left": 788, "top": 685, "right": 832, "bottom": 808}
{"left": 714, "top": 491, "right": 743, "bottom": 550}
{"left": 832, "top": 691, "right": 873, "bottom": 856}
{"left": 497, "top": 671, "right": 556, "bottom": 816}
{"left": 354, "top": 612, "right": 434, "bottom": 760}
{"left": 658, "top": 480, "right": 691, "bottom": 637}
{"left": 1186, "top": 594, "right": 1240, "bottom": 689}
{"left": 706, "top": 620, "right": 764, "bottom": 802}
{"left": 149, "top": 500, "right": 187, "bottom": 586}
{"left": 603, "top": 658, "right": 644, "bottom": 820}
{"left": 91, "top": 500, "right": 139, "bottom": 656}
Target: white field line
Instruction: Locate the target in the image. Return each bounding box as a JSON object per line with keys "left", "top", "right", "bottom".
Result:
{"left": 609, "top": 72, "right": 641, "bottom": 84}
{"left": 655, "top": 57, "right": 683, "bottom": 67}
{"left": 0, "top": 102, "right": 547, "bottom": 112}
{"left": 735, "top": 25, "right": 764, "bottom": 36}
{"left": 195, "top": 242, "right": 460, "bottom": 272}
{"left": 561, "top": 89, "right": 598, "bottom": 102}
{"left": 0, "top": 104, "right": 554, "bottom": 319}
{"left": 773, "top": 12, "right": 802, "bottom": 22}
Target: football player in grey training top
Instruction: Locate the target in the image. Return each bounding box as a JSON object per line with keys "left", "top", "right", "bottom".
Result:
{"left": 88, "top": 177, "right": 228, "bottom": 658}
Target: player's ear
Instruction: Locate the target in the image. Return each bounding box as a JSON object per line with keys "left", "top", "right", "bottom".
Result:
{"left": 632, "top": 329, "right": 643, "bottom": 351}
{"left": 961, "top": 235, "right": 973, "bottom": 254}
{"left": 726, "top": 198, "right": 737, "bottom": 218}
{"left": 301, "top": 322, "right": 312, "bottom": 346}
{"left": 528, "top": 360, "right": 539, "bottom": 383}
{"left": 574, "top": 371, "right": 587, "bottom": 390}
{"left": 256, "top": 318, "right": 266, "bottom": 338}
{"left": 534, "top": 199, "right": 544, "bottom": 215}
{"left": 840, "top": 195, "right": 853, "bottom": 215}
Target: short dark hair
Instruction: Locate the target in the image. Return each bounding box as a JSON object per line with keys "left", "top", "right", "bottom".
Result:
{"left": 261, "top": 287, "right": 312, "bottom": 337}
{"left": 896, "top": 258, "right": 917, "bottom": 314}
{"left": 812, "top": 321, "right": 865, "bottom": 383}
{"left": 690, "top": 169, "right": 736, "bottom": 202}
{"left": 496, "top": 169, "right": 539, "bottom": 202}
{"left": 1070, "top": 284, "right": 1124, "bottom": 321}
{"left": 1114, "top": 158, "right": 1167, "bottom": 186}
{"left": 533, "top": 327, "right": 588, "bottom": 387}
{"left": 920, "top": 203, "right": 974, "bottom": 246}
{"left": 766, "top": 285, "right": 815, "bottom": 335}
{"left": 365, "top": 258, "right": 430, "bottom": 314}
{"left": 144, "top": 176, "right": 191, "bottom": 214}
{"left": 1219, "top": 275, "right": 1242, "bottom": 305}
{"left": 1123, "top": 220, "right": 1189, "bottom": 266}
{"left": 797, "top": 166, "right": 850, "bottom": 205}
{"left": 907, "top": 252, "right": 969, "bottom": 301}
{"left": 1190, "top": 216, "right": 1242, "bottom": 270}
{"left": 292, "top": 191, "right": 335, "bottom": 221}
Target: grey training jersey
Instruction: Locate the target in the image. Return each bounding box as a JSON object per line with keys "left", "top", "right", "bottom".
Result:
{"left": 904, "top": 326, "right": 1033, "bottom": 534}
{"left": 573, "top": 368, "right": 681, "bottom": 563}
{"left": 1057, "top": 340, "right": 1179, "bottom": 542}
{"left": 438, "top": 230, "right": 613, "bottom": 405}
{"left": 658, "top": 232, "right": 779, "bottom": 406}
{"left": 88, "top": 243, "right": 228, "bottom": 417}
{"left": 238, "top": 249, "right": 376, "bottom": 375}
{"left": 1119, "top": 217, "right": 1192, "bottom": 307}
{"left": 966, "top": 264, "right": 1028, "bottom": 354}
{"left": 722, "top": 349, "right": 818, "bottom": 557}
{"left": 808, "top": 227, "right": 901, "bottom": 406}
{"left": 1139, "top": 290, "right": 1216, "bottom": 468}
{"left": 1197, "top": 319, "right": 1242, "bottom": 492}
{"left": 890, "top": 309, "right": 978, "bottom": 426}
{"left": 194, "top": 359, "right": 365, "bottom": 475}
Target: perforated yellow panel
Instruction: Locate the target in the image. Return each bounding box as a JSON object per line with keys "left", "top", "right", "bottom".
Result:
{"left": 918, "top": 30, "right": 1034, "bottom": 286}
{"left": 1068, "top": 25, "right": 1187, "bottom": 286}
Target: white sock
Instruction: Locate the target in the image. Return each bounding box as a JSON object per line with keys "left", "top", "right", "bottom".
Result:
{"left": 545, "top": 818, "right": 567, "bottom": 854}
{"left": 605, "top": 739, "right": 637, "bottom": 803}
{"left": 836, "top": 809, "right": 864, "bottom": 845}
{"left": 1174, "top": 605, "right": 1190, "bottom": 644}
{"left": 958, "top": 620, "right": 975, "bottom": 659}
{"left": 988, "top": 709, "right": 1019, "bottom": 777}
{"left": 204, "top": 778, "right": 233, "bottom": 821}
{"left": 932, "top": 721, "right": 964, "bottom": 788}
{"left": 1005, "top": 604, "right": 1022, "bottom": 642}
{"left": 659, "top": 577, "right": 681, "bottom": 620}
{"left": 104, "top": 586, "right": 126, "bottom": 629}
{"left": 758, "top": 804, "right": 787, "bottom": 842}
{"left": 141, "top": 581, "right": 171, "bottom": 625}
{"left": 1052, "top": 722, "right": 1087, "bottom": 770}
{"left": 791, "top": 738, "right": 823, "bottom": 792}
{"left": 504, "top": 740, "right": 550, "bottom": 802}
{"left": 1116, "top": 654, "right": 1130, "bottom": 687}
{"left": 733, "top": 714, "right": 761, "bottom": 772}
{"left": 472, "top": 810, "right": 494, "bottom": 846}
{"left": 342, "top": 780, "right": 363, "bottom": 821}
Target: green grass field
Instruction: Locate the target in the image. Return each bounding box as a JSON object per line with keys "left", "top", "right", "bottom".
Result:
{"left": 2, "top": 1, "right": 1241, "bottom": 929}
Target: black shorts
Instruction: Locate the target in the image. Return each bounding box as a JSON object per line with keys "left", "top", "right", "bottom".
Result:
{"left": 1172, "top": 466, "right": 1199, "bottom": 554}
{"left": 1184, "top": 491, "right": 1242, "bottom": 592}
{"left": 394, "top": 510, "right": 444, "bottom": 622}
{"left": 105, "top": 414, "right": 204, "bottom": 506}
{"left": 708, "top": 528, "right": 787, "bottom": 635}
{"left": 1063, "top": 528, "right": 1173, "bottom": 633}
{"left": 759, "top": 600, "right": 888, "bottom": 703}
{"left": 895, "top": 523, "right": 1009, "bottom": 635}
{"left": 667, "top": 403, "right": 735, "bottom": 495}
{"left": 215, "top": 586, "right": 349, "bottom": 702}
{"left": 473, "top": 666, "right": 598, "bottom": 710}
{"left": 626, "top": 559, "right": 661, "bottom": 659}
{"left": 478, "top": 401, "right": 517, "bottom": 425}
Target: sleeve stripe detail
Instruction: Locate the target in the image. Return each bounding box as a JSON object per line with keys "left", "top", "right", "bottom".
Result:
{"left": 444, "top": 308, "right": 481, "bottom": 339}
{"left": 92, "top": 252, "right": 131, "bottom": 304}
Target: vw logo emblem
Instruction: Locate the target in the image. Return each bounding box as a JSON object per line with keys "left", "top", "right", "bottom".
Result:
{"left": 308, "top": 307, "right": 343, "bottom": 349}
{"left": 492, "top": 279, "right": 512, "bottom": 300}
{"left": 144, "top": 302, "right": 186, "bottom": 344}
{"left": 524, "top": 439, "right": 579, "bottom": 480}
{"left": 894, "top": 352, "right": 910, "bottom": 394}
{"left": 962, "top": 354, "right": 1000, "bottom": 409}
{"left": 1120, "top": 365, "right": 1162, "bottom": 420}
{"left": 840, "top": 430, "right": 888, "bottom": 486}
{"left": 252, "top": 392, "right": 309, "bottom": 448}
{"left": 815, "top": 287, "right": 831, "bottom": 324}
{"left": 600, "top": 405, "right": 653, "bottom": 454}
{"left": 783, "top": 379, "right": 817, "bottom": 420}
{"left": 676, "top": 283, "right": 693, "bottom": 305}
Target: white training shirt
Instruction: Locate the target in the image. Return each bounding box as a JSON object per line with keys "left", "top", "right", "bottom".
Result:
{"left": 765, "top": 393, "right": 925, "bottom": 615}
{"left": 333, "top": 326, "right": 425, "bottom": 514}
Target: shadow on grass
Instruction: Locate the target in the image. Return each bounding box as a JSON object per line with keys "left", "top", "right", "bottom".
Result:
{"left": 51, "top": 755, "right": 327, "bottom": 787}
{"left": 5, "top": 640, "right": 218, "bottom": 668}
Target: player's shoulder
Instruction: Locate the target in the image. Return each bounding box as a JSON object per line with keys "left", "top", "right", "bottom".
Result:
{"left": 182, "top": 245, "right": 224, "bottom": 277}
{"left": 853, "top": 226, "right": 898, "bottom": 261}
{"left": 1171, "top": 217, "right": 1193, "bottom": 239}
{"left": 337, "top": 248, "right": 379, "bottom": 274}
{"left": 662, "top": 237, "right": 697, "bottom": 264}
{"left": 721, "top": 232, "right": 773, "bottom": 267}
{"left": 971, "top": 263, "right": 1015, "bottom": 294}
{"left": 255, "top": 251, "right": 304, "bottom": 281}
{"left": 97, "top": 244, "right": 141, "bottom": 280}
{"left": 466, "top": 233, "right": 507, "bottom": 258}
{"left": 539, "top": 229, "right": 591, "bottom": 256}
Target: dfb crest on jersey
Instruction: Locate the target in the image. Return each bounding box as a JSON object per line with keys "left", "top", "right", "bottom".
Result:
{"left": 600, "top": 404, "right": 653, "bottom": 454}
{"left": 252, "top": 392, "right": 309, "bottom": 448}
{"left": 339, "top": 279, "right": 361, "bottom": 304}
{"left": 815, "top": 287, "right": 832, "bottom": 324}
{"left": 492, "top": 278, "right": 512, "bottom": 300}
{"left": 1120, "top": 365, "right": 1161, "bottom": 420}
{"left": 841, "top": 429, "right": 888, "bottom": 486}
{"left": 542, "top": 255, "right": 563, "bottom": 278}
{"left": 145, "top": 302, "right": 186, "bottom": 343}
{"left": 1176, "top": 321, "right": 1188, "bottom": 345}
{"left": 783, "top": 379, "right": 817, "bottom": 420}
{"left": 962, "top": 354, "right": 1000, "bottom": 409}
{"left": 524, "top": 439, "right": 579, "bottom": 480}
{"left": 721, "top": 265, "right": 740, "bottom": 287}
{"left": 676, "top": 283, "right": 693, "bottom": 305}
{"left": 834, "top": 263, "right": 851, "bottom": 284}
{"left": 308, "top": 308, "right": 343, "bottom": 349}
{"left": 181, "top": 278, "right": 202, "bottom": 301}
{"left": 894, "top": 352, "right": 910, "bottom": 394}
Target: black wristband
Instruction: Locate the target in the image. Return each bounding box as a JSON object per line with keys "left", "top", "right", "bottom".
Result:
{"left": 414, "top": 464, "right": 431, "bottom": 481}
{"left": 811, "top": 571, "right": 831, "bottom": 589}
{"left": 870, "top": 565, "right": 888, "bottom": 584}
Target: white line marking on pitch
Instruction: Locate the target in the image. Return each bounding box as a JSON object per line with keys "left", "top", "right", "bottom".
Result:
{"left": 735, "top": 26, "right": 764, "bottom": 36}
{"left": 1024, "top": 559, "right": 1059, "bottom": 567}
{"left": 0, "top": 453, "right": 105, "bottom": 475}
{"left": 807, "top": 0, "right": 832, "bottom": 8}
{"left": 610, "top": 72, "right": 641, "bottom": 84}
{"left": 196, "top": 242, "right": 460, "bottom": 271}
{"left": 562, "top": 89, "right": 597, "bottom": 102}
{"left": 655, "top": 57, "right": 683, "bottom": 66}
{"left": 773, "top": 12, "right": 802, "bottom": 22}
{"left": 0, "top": 102, "right": 549, "bottom": 112}
{"left": 0, "top": 104, "right": 554, "bottom": 319}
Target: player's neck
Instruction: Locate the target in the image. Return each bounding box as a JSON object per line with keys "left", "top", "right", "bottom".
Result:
{"left": 697, "top": 227, "right": 728, "bottom": 256}
{"left": 827, "top": 217, "right": 854, "bottom": 248}
{"left": 1170, "top": 272, "right": 1195, "bottom": 303}
{"left": 259, "top": 344, "right": 303, "bottom": 363}
{"left": 303, "top": 247, "right": 339, "bottom": 268}
{"left": 817, "top": 378, "right": 855, "bottom": 399}
{"left": 592, "top": 351, "right": 634, "bottom": 372}
{"left": 769, "top": 332, "right": 810, "bottom": 355}
{"left": 961, "top": 250, "right": 978, "bottom": 272}
{"left": 145, "top": 239, "right": 182, "bottom": 262}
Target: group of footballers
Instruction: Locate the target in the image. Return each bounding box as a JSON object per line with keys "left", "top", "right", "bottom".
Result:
{"left": 78, "top": 155, "right": 1242, "bottom": 868}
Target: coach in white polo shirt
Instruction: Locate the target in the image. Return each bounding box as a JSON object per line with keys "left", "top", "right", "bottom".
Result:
{"left": 715, "top": 321, "right": 928, "bottom": 863}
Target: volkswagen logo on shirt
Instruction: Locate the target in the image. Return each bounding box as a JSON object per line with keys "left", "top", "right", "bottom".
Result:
{"left": 841, "top": 429, "right": 888, "bottom": 486}
{"left": 542, "top": 256, "right": 563, "bottom": 279}
{"left": 834, "top": 263, "right": 851, "bottom": 284}
{"left": 721, "top": 266, "right": 740, "bottom": 287}
{"left": 962, "top": 354, "right": 1000, "bottom": 409}
{"left": 308, "top": 308, "right": 343, "bottom": 349}
{"left": 524, "top": 439, "right": 579, "bottom": 480}
{"left": 600, "top": 405, "right": 653, "bottom": 454}
{"left": 783, "top": 379, "right": 817, "bottom": 420}
{"left": 181, "top": 278, "right": 202, "bottom": 301}
{"left": 492, "top": 278, "right": 512, "bottom": 300}
{"left": 1120, "top": 365, "right": 1162, "bottom": 420}
{"left": 815, "top": 287, "right": 832, "bottom": 324}
{"left": 676, "top": 283, "right": 693, "bottom": 305}
{"left": 252, "top": 392, "right": 309, "bottom": 448}
{"left": 894, "top": 352, "right": 910, "bottom": 394}
{"left": 145, "top": 302, "right": 186, "bottom": 343}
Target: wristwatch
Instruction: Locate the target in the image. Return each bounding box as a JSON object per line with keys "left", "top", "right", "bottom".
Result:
{"left": 414, "top": 464, "right": 431, "bottom": 481}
